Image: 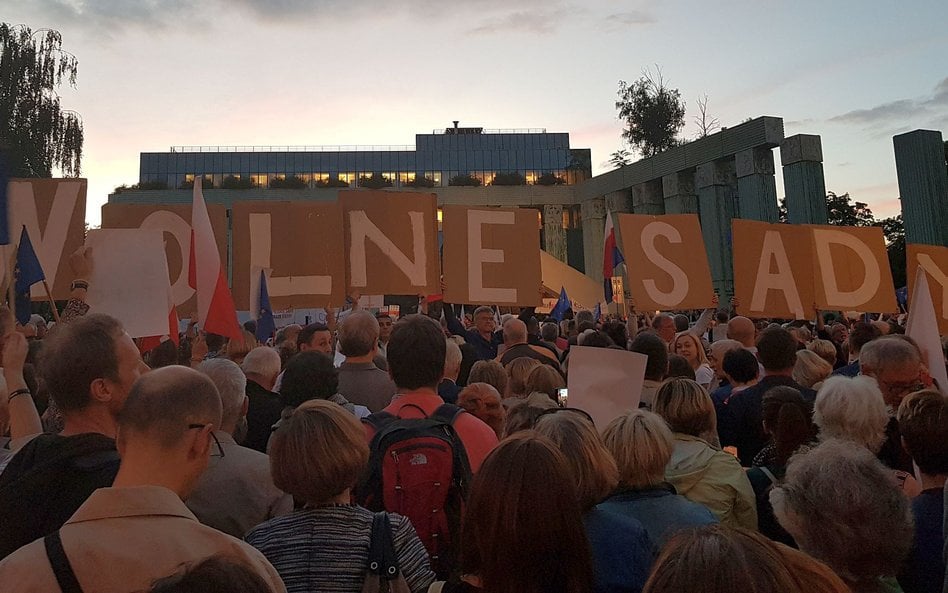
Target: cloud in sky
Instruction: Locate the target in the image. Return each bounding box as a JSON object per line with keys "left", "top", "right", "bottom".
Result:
{"left": 829, "top": 76, "right": 948, "bottom": 129}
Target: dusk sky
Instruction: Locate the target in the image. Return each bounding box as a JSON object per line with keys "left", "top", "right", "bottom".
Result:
{"left": 9, "top": 0, "right": 948, "bottom": 226}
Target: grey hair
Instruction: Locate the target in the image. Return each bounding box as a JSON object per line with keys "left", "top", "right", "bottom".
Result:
{"left": 241, "top": 346, "right": 282, "bottom": 379}
{"left": 472, "top": 306, "right": 494, "bottom": 319}
{"left": 540, "top": 322, "right": 559, "bottom": 342}
{"left": 503, "top": 319, "right": 528, "bottom": 344}
{"left": 770, "top": 439, "right": 913, "bottom": 587}
{"left": 338, "top": 310, "right": 380, "bottom": 357}
{"left": 575, "top": 310, "right": 595, "bottom": 325}
{"left": 197, "top": 358, "right": 248, "bottom": 428}
{"left": 859, "top": 336, "right": 921, "bottom": 376}
{"left": 813, "top": 375, "right": 888, "bottom": 452}
{"left": 444, "top": 338, "right": 462, "bottom": 372}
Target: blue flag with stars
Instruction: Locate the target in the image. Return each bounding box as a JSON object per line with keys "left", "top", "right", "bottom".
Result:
{"left": 549, "top": 286, "right": 571, "bottom": 322}
{"left": 14, "top": 226, "right": 45, "bottom": 324}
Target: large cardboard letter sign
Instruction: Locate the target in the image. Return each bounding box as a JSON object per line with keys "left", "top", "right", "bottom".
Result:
{"left": 442, "top": 205, "right": 541, "bottom": 306}
{"left": 810, "top": 225, "right": 896, "bottom": 313}
{"left": 232, "top": 201, "right": 346, "bottom": 309}
{"left": 732, "top": 220, "right": 815, "bottom": 319}
{"left": 617, "top": 213, "right": 714, "bottom": 311}
{"left": 907, "top": 244, "right": 948, "bottom": 334}
{"left": 101, "top": 203, "right": 227, "bottom": 316}
{"left": 341, "top": 191, "right": 440, "bottom": 295}
{"left": 7, "top": 179, "right": 87, "bottom": 299}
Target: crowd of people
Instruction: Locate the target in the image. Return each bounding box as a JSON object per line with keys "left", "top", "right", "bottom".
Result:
{"left": 0, "top": 252, "right": 947, "bottom": 593}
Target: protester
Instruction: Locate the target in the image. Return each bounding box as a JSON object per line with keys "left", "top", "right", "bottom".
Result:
{"left": 601, "top": 321, "right": 629, "bottom": 351}
{"left": 895, "top": 389, "right": 948, "bottom": 593}
{"left": 793, "top": 349, "right": 833, "bottom": 390}
{"left": 643, "top": 525, "right": 851, "bottom": 593}
{"left": 241, "top": 346, "right": 284, "bottom": 453}
{"left": 665, "top": 354, "right": 696, "bottom": 381}
{"left": 707, "top": 338, "right": 742, "bottom": 391}
{"left": 711, "top": 347, "right": 759, "bottom": 426}
{"left": 653, "top": 378, "right": 757, "bottom": 529}
{"left": 442, "top": 433, "right": 593, "bottom": 593}
{"left": 188, "top": 359, "right": 292, "bottom": 538}
{"left": 771, "top": 439, "right": 914, "bottom": 593}
{"left": 336, "top": 311, "right": 397, "bottom": 412}
{"left": 498, "top": 318, "right": 560, "bottom": 368}
{"left": 246, "top": 399, "right": 434, "bottom": 593}
{"left": 629, "top": 332, "right": 668, "bottom": 410}
{"left": 534, "top": 410, "right": 653, "bottom": 593}
{"left": 832, "top": 322, "right": 881, "bottom": 377}
{"left": 0, "top": 366, "right": 287, "bottom": 592}
{"left": 807, "top": 338, "right": 839, "bottom": 368}
{"left": 725, "top": 316, "right": 757, "bottom": 352}
{"left": 0, "top": 314, "right": 148, "bottom": 559}
{"left": 438, "top": 339, "right": 463, "bottom": 404}
{"left": 444, "top": 305, "right": 502, "bottom": 362}
{"left": 600, "top": 409, "right": 717, "bottom": 549}
{"left": 540, "top": 321, "right": 564, "bottom": 357}
{"left": 466, "top": 359, "right": 508, "bottom": 397}
{"left": 673, "top": 333, "right": 714, "bottom": 389}
{"left": 376, "top": 313, "right": 393, "bottom": 358}
{"left": 523, "top": 364, "right": 565, "bottom": 403}
{"left": 149, "top": 555, "right": 276, "bottom": 593}
{"left": 503, "top": 357, "right": 542, "bottom": 404}
{"left": 503, "top": 395, "right": 558, "bottom": 436}
{"left": 457, "top": 383, "right": 506, "bottom": 439}
{"left": 226, "top": 330, "right": 257, "bottom": 366}
{"left": 296, "top": 323, "right": 332, "bottom": 354}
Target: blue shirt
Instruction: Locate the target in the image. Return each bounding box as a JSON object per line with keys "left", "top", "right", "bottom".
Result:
{"left": 584, "top": 506, "right": 653, "bottom": 593}
{"left": 598, "top": 485, "right": 718, "bottom": 552}
{"left": 900, "top": 488, "right": 944, "bottom": 593}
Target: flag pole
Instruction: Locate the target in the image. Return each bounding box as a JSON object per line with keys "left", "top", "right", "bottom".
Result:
{"left": 42, "top": 279, "right": 60, "bottom": 322}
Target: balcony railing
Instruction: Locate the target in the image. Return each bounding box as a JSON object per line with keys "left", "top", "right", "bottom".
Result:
{"left": 168, "top": 145, "right": 416, "bottom": 153}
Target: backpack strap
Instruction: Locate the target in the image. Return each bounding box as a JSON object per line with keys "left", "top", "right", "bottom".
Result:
{"left": 758, "top": 466, "right": 778, "bottom": 485}
{"left": 363, "top": 411, "right": 397, "bottom": 432}
{"left": 44, "top": 531, "right": 84, "bottom": 593}
{"left": 368, "top": 512, "right": 400, "bottom": 581}
{"left": 430, "top": 404, "right": 464, "bottom": 425}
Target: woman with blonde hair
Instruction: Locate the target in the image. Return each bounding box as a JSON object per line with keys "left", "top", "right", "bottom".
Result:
{"left": 502, "top": 357, "right": 541, "bottom": 404}
{"left": 673, "top": 333, "right": 714, "bottom": 390}
{"left": 226, "top": 330, "right": 257, "bottom": 366}
{"left": 524, "top": 365, "right": 565, "bottom": 403}
{"left": 534, "top": 410, "right": 653, "bottom": 593}
{"left": 807, "top": 338, "right": 839, "bottom": 368}
{"left": 467, "top": 360, "right": 507, "bottom": 397}
{"left": 792, "top": 349, "right": 833, "bottom": 390}
{"left": 653, "top": 378, "right": 757, "bottom": 529}
{"left": 600, "top": 409, "right": 717, "bottom": 549}
{"left": 246, "top": 400, "right": 435, "bottom": 593}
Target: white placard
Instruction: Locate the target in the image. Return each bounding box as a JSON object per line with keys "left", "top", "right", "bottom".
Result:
{"left": 567, "top": 346, "right": 647, "bottom": 428}
{"left": 85, "top": 229, "right": 172, "bottom": 339}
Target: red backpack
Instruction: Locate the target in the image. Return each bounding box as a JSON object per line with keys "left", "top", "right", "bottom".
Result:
{"left": 357, "top": 403, "right": 472, "bottom": 579}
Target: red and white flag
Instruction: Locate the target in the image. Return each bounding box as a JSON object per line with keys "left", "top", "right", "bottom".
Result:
{"left": 189, "top": 178, "right": 241, "bottom": 339}
{"left": 140, "top": 282, "right": 180, "bottom": 353}
{"left": 906, "top": 267, "right": 948, "bottom": 395}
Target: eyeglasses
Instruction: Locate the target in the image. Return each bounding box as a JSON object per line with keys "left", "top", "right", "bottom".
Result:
{"left": 534, "top": 407, "right": 595, "bottom": 426}
{"left": 188, "top": 424, "right": 225, "bottom": 458}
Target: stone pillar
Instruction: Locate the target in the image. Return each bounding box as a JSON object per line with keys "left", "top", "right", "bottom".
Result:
{"left": 894, "top": 129, "right": 948, "bottom": 246}
{"left": 631, "top": 180, "right": 664, "bottom": 214}
{"left": 605, "top": 189, "right": 632, "bottom": 214}
{"left": 581, "top": 198, "right": 606, "bottom": 284}
{"left": 542, "top": 204, "right": 568, "bottom": 262}
{"left": 662, "top": 170, "right": 698, "bottom": 214}
{"left": 736, "top": 147, "right": 779, "bottom": 222}
{"left": 696, "top": 159, "right": 737, "bottom": 298}
{"left": 780, "top": 134, "right": 828, "bottom": 224}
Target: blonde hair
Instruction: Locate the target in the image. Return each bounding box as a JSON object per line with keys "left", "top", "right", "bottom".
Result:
{"left": 469, "top": 360, "right": 508, "bottom": 396}
{"left": 226, "top": 330, "right": 257, "bottom": 364}
{"left": 505, "top": 357, "right": 542, "bottom": 398}
{"left": 653, "top": 378, "right": 715, "bottom": 438}
{"left": 792, "top": 350, "right": 833, "bottom": 389}
{"left": 813, "top": 375, "right": 888, "bottom": 453}
{"left": 673, "top": 333, "right": 709, "bottom": 369}
{"left": 270, "top": 399, "right": 369, "bottom": 505}
{"left": 602, "top": 409, "right": 674, "bottom": 490}
{"left": 524, "top": 365, "right": 565, "bottom": 399}
{"left": 534, "top": 411, "right": 619, "bottom": 509}
{"left": 807, "top": 339, "right": 838, "bottom": 367}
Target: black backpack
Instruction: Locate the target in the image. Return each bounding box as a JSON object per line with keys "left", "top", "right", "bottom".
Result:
{"left": 356, "top": 403, "right": 472, "bottom": 579}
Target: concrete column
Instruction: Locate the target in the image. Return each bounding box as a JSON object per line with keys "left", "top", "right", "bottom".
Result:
{"left": 542, "top": 204, "right": 568, "bottom": 262}
{"left": 581, "top": 198, "right": 606, "bottom": 284}
{"left": 631, "top": 180, "right": 664, "bottom": 214}
{"left": 894, "top": 129, "right": 948, "bottom": 246}
{"left": 662, "top": 170, "right": 698, "bottom": 214}
{"left": 735, "top": 147, "right": 779, "bottom": 222}
{"left": 605, "top": 189, "right": 632, "bottom": 214}
{"left": 780, "top": 134, "right": 828, "bottom": 224}
{"left": 696, "top": 159, "right": 736, "bottom": 297}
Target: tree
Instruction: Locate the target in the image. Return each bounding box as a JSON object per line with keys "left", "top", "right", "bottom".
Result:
{"left": 270, "top": 175, "right": 308, "bottom": 189}
{"left": 406, "top": 175, "right": 436, "bottom": 188}
{"left": 607, "top": 148, "right": 632, "bottom": 169}
{"left": 535, "top": 173, "right": 565, "bottom": 186}
{"left": 875, "top": 215, "right": 906, "bottom": 288}
{"left": 777, "top": 191, "right": 875, "bottom": 226}
{"left": 693, "top": 94, "right": 721, "bottom": 138}
{"left": 615, "top": 67, "right": 685, "bottom": 158}
{"left": 0, "top": 24, "right": 83, "bottom": 177}
{"left": 358, "top": 173, "right": 392, "bottom": 189}
{"left": 448, "top": 174, "right": 481, "bottom": 187}
{"left": 491, "top": 172, "right": 526, "bottom": 186}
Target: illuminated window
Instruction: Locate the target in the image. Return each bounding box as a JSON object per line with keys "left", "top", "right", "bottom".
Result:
{"left": 314, "top": 173, "right": 329, "bottom": 184}
{"left": 437, "top": 208, "right": 443, "bottom": 223}
{"left": 382, "top": 172, "right": 396, "bottom": 182}
{"left": 185, "top": 174, "right": 195, "bottom": 183}
{"left": 562, "top": 210, "right": 570, "bottom": 229}
{"left": 430, "top": 172, "right": 442, "bottom": 185}
{"left": 251, "top": 174, "right": 268, "bottom": 187}
{"left": 525, "top": 171, "right": 537, "bottom": 185}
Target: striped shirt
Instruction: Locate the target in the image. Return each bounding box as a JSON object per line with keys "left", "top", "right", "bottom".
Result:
{"left": 246, "top": 504, "right": 435, "bottom": 593}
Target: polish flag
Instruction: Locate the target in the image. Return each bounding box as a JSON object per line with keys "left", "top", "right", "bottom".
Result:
{"left": 906, "top": 267, "right": 948, "bottom": 395}
{"left": 603, "top": 211, "right": 624, "bottom": 303}
{"left": 140, "top": 282, "right": 180, "bottom": 353}
{"left": 189, "top": 178, "right": 241, "bottom": 339}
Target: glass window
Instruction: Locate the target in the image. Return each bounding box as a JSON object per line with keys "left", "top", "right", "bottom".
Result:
{"left": 251, "top": 174, "right": 267, "bottom": 188}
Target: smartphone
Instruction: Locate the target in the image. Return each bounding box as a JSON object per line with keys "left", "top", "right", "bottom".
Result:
{"left": 557, "top": 388, "right": 568, "bottom": 407}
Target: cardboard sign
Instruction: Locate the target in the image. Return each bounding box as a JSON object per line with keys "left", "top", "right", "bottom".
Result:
{"left": 101, "top": 202, "right": 227, "bottom": 316}
{"left": 232, "top": 201, "right": 346, "bottom": 310}
{"left": 907, "top": 244, "right": 948, "bottom": 334}
{"left": 617, "top": 213, "right": 715, "bottom": 311}
{"left": 5, "top": 179, "right": 87, "bottom": 299}
{"left": 84, "top": 229, "right": 172, "bottom": 338}
{"left": 340, "top": 190, "right": 440, "bottom": 296}
{"left": 442, "top": 205, "right": 542, "bottom": 306}
{"left": 810, "top": 225, "right": 897, "bottom": 313}
{"left": 566, "top": 346, "right": 647, "bottom": 427}
{"left": 732, "top": 220, "right": 815, "bottom": 320}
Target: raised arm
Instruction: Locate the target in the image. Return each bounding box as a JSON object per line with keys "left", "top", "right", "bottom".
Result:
{"left": 689, "top": 293, "right": 719, "bottom": 337}
{"left": 60, "top": 246, "right": 93, "bottom": 323}
{"left": 3, "top": 332, "right": 42, "bottom": 445}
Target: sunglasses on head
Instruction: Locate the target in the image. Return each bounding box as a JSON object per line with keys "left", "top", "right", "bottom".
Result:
{"left": 534, "top": 407, "right": 594, "bottom": 426}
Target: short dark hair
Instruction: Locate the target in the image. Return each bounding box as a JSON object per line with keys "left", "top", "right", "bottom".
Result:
{"left": 630, "top": 332, "right": 668, "bottom": 382}
{"left": 601, "top": 321, "right": 628, "bottom": 350}
{"left": 148, "top": 555, "right": 273, "bottom": 593}
{"left": 673, "top": 314, "right": 690, "bottom": 333}
{"left": 666, "top": 355, "right": 696, "bottom": 381}
{"left": 387, "top": 315, "right": 446, "bottom": 390}
{"left": 280, "top": 351, "right": 339, "bottom": 408}
{"left": 898, "top": 389, "right": 948, "bottom": 475}
{"left": 756, "top": 327, "right": 798, "bottom": 372}
{"left": 722, "top": 348, "right": 759, "bottom": 383}
{"left": 848, "top": 322, "right": 882, "bottom": 356}
{"left": 242, "top": 320, "right": 257, "bottom": 334}
{"left": 297, "top": 323, "right": 329, "bottom": 350}
{"left": 204, "top": 333, "right": 225, "bottom": 353}
{"left": 39, "top": 314, "right": 124, "bottom": 412}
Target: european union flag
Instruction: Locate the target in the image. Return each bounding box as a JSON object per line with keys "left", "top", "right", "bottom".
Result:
{"left": 14, "top": 226, "right": 45, "bottom": 324}
{"left": 255, "top": 270, "right": 276, "bottom": 343}
{"left": 549, "top": 286, "right": 571, "bottom": 322}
